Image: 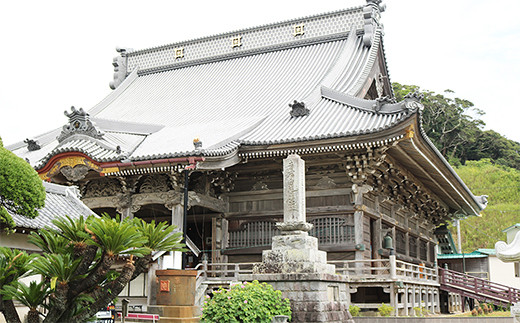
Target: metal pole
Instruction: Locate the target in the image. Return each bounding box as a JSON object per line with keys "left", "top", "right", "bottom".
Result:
{"left": 182, "top": 169, "right": 189, "bottom": 269}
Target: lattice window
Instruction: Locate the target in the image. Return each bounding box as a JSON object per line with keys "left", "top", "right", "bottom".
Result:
{"left": 420, "top": 240, "right": 428, "bottom": 261}
{"left": 409, "top": 236, "right": 418, "bottom": 258}
{"left": 228, "top": 221, "right": 279, "bottom": 248}
{"left": 309, "top": 216, "right": 355, "bottom": 245}
{"left": 396, "top": 230, "right": 406, "bottom": 255}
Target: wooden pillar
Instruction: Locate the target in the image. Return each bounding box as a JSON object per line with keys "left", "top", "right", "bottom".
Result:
{"left": 412, "top": 285, "right": 416, "bottom": 316}
{"left": 351, "top": 184, "right": 372, "bottom": 261}
{"left": 403, "top": 286, "right": 409, "bottom": 316}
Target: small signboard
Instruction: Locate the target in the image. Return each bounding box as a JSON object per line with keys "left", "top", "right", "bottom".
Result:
{"left": 159, "top": 280, "right": 170, "bottom": 292}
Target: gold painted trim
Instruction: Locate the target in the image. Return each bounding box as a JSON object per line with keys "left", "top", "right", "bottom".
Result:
{"left": 39, "top": 156, "right": 102, "bottom": 181}
{"left": 174, "top": 47, "right": 184, "bottom": 59}
{"left": 231, "top": 36, "right": 242, "bottom": 48}
{"left": 293, "top": 24, "right": 305, "bottom": 36}
{"left": 405, "top": 124, "right": 415, "bottom": 139}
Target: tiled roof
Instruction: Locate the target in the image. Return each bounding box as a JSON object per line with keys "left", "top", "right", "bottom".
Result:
{"left": 9, "top": 3, "right": 396, "bottom": 165}
{"left": 9, "top": 181, "right": 97, "bottom": 230}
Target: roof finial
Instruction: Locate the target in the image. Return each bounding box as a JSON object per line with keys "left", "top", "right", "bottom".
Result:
{"left": 363, "top": 0, "right": 385, "bottom": 47}
{"left": 57, "top": 106, "right": 104, "bottom": 142}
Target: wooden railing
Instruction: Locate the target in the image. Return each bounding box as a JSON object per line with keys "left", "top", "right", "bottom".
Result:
{"left": 439, "top": 268, "right": 520, "bottom": 306}
{"left": 329, "top": 256, "right": 438, "bottom": 284}
{"left": 191, "top": 261, "right": 257, "bottom": 281}
{"left": 194, "top": 256, "right": 437, "bottom": 285}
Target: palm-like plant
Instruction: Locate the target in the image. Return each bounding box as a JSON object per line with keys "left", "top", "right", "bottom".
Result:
{"left": 1, "top": 281, "right": 49, "bottom": 323}
{"left": 86, "top": 215, "right": 149, "bottom": 257}
{"left": 30, "top": 253, "right": 83, "bottom": 285}
{"left": 133, "top": 219, "right": 185, "bottom": 251}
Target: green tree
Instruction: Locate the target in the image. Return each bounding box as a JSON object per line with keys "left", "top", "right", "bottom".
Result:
{"left": 392, "top": 83, "right": 484, "bottom": 163}
{"left": 0, "top": 136, "right": 45, "bottom": 232}
{"left": 0, "top": 215, "right": 185, "bottom": 323}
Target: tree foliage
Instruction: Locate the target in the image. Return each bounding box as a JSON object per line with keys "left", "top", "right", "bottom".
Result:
{"left": 0, "top": 136, "right": 45, "bottom": 232}
{"left": 0, "top": 215, "right": 185, "bottom": 323}
{"left": 450, "top": 160, "right": 520, "bottom": 252}
{"left": 392, "top": 83, "right": 520, "bottom": 170}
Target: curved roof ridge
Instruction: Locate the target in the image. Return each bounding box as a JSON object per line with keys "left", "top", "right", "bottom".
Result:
{"left": 127, "top": 6, "right": 365, "bottom": 58}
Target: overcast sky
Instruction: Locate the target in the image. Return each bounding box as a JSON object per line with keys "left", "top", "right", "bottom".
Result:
{"left": 1, "top": 0, "right": 518, "bottom": 146}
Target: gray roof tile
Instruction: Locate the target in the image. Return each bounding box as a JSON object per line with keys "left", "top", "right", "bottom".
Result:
{"left": 9, "top": 182, "right": 97, "bottom": 230}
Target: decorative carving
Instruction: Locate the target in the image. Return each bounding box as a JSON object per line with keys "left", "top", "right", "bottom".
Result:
{"left": 404, "top": 90, "right": 424, "bottom": 101}
{"left": 251, "top": 180, "right": 269, "bottom": 191}
{"left": 57, "top": 107, "right": 104, "bottom": 142}
{"left": 139, "top": 174, "right": 170, "bottom": 193}
{"left": 83, "top": 178, "right": 122, "bottom": 198}
{"left": 193, "top": 137, "right": 202, "bottom": 149}
{"left": 109, "top": 47, "right": 133, "bottom": 90}
{"left": 314, "top": 175, "right": 337, "bottom": 189}
{"left": 289, "top": 100, "right": 310, "bottom": 118}
{"left": 363, "top": 0, "right": 383, "bottom": 46}
{"left": 40, "top": 156, "right": 102, "bottom": 181}
{"left": 372, "top": 96, "right": 396, "bottom": 112}
{"left": 344, "top": 147, "right": 388, "bottom": 184}
{"left": 24, "top": 139, "right": 41, "bottom": 151}
{"left": 211, "top": 171, "right": 237, "bottom": 193}
{"left": 60, "top": 165, "right": 89, "bottom": 182}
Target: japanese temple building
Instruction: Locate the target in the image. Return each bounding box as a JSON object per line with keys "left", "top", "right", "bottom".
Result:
{"left": 8, "top": 0, "right": 487, "bottom": 314}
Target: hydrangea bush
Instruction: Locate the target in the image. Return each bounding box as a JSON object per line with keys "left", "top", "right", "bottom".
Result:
{"left": 201, "top": 280, "right": 291, "bottom": 322}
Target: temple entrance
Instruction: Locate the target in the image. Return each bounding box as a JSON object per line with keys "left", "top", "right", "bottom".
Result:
{"left": 134, "top": 204, "right": 171, "bottom": 223}
{"left": 185, "top": 206, "right": 219, "bottom": 267}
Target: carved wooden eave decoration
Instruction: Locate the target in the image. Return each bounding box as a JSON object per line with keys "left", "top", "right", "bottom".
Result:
{"left": 37, "top": 152, "right": 106, "bottom": 182}
{"left": 387, "top": 115, "right": 486, "bottom": 218}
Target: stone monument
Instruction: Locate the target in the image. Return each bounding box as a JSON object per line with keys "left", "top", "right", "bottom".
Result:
{"left": 242, "top": 154, "right": 354, "bottom": 323}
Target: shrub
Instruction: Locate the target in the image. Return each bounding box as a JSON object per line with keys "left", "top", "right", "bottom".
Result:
{"left": 201, "top": 281, "right": 291, "bottom": 322}
{"left": 413, "top": 307, "right": 423, "bottom": 317}
{"left": 378, "top": 303, "right": 393, "bottom": 317}
{"left": 349, "top": 305, "right": 360, "bottom": 317}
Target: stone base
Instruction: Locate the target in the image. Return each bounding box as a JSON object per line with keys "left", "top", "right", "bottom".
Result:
{"left": 147, "top": 305, "right": 200, "bottom": 323}
{"left": 241, "top": 273, "right": 354, "bottom": 323}
{"left": 255, "top": 233, "right": 335, "bottom": 274}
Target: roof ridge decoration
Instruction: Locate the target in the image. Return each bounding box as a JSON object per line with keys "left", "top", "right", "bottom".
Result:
{"left": 57, "top": 106, "right": 105, "bottom": 143}
{"left": 24, "top": 138, "right": 41, "bottom": 151}
{"left": 363, "top": 0, "right": 385, "bottom": 46}
{"left": 109, "top": 47, "right": 134, "bottom": 90}
{"left": 289, "top": 100, "right": 310, "bottom": 118}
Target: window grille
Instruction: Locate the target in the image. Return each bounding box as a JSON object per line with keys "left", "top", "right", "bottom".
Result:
{"left": 309, "top": 216, "right": 355, "bottom": 245}
{"left": 409, "top": 236, "right": 418, "bottom": 258}
{"left": 396, "top": 230, "right": 406, "bottom": 255}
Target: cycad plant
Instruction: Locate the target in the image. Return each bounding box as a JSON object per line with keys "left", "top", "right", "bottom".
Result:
{"left": 0, "top": 214, "right": 185, "bottom": 323}
{"left": 2, "top": 281, "right": 49, "bottom": 323}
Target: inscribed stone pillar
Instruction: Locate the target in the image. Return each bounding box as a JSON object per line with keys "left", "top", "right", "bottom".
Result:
{"left": 277, "top": 154, "right": 312, "bottom": 233}
{"left": 245, "top": 154, "right": 354, "bottom": 323}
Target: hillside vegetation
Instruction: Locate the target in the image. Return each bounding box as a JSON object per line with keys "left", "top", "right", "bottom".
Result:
{"left": 454, "top": 159, "right": 520, "bottom": 251}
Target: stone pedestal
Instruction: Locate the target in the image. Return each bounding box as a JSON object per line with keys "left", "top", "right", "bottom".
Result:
{"left": 148, "top": 270, "right": 200, "bottom": 322}
{"left": 241, "top": 273, "right": 353, "bottom": 323}
{"left": 247, "top": 154, "right": 354, "bottom": 322}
